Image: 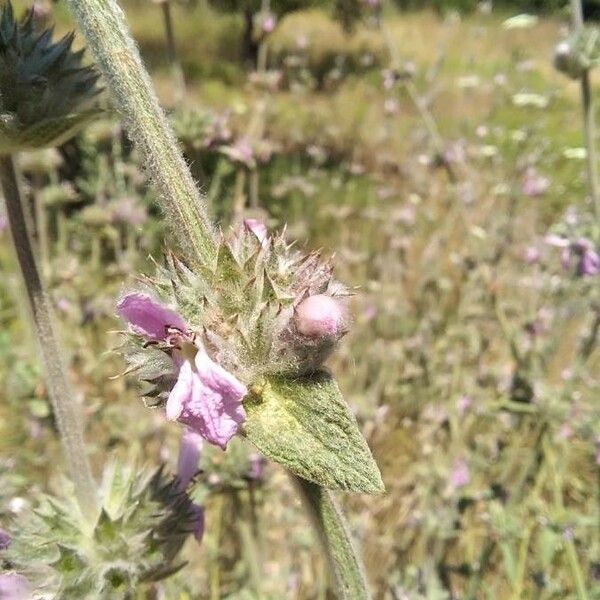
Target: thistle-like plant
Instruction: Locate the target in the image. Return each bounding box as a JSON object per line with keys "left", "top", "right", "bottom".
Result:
{"left": 2, "top": 461, "right": 200, "bottom": 599}
{"left": 117, "top": 222, "right": 383, "bottom": 493}
{"left": 0, "top": 2, "right": 101, "bottom": 154}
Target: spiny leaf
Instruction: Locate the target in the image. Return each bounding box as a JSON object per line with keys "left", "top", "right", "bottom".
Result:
{"left": 244, "top": 372, "right": 384, "bottom": 494}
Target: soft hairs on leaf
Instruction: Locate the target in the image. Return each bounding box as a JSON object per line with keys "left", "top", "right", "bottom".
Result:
{"left": 244, "top": 372, "right": 384, "bottom": 494}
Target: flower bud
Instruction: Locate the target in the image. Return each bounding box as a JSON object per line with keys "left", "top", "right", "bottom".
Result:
{"left": 295, "top": 295, "right": 346, "bottom": 338}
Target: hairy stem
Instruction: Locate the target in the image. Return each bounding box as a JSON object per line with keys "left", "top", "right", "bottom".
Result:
{"left": 571, "top": 0, "right": 600, "bottom": 220}
{"left": 0, "top": 154, "right": 98, "bottom": 520}
{"left": 292, "top": 475, "right": 371, "bottom": 600}
{"left": 65, "top": 0, "right": 216, "bottom": 267}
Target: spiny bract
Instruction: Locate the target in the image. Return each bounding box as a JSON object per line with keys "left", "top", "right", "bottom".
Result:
{"left": 118, "top": 225, "right": 350, "bottom": 406}
{"left": 0, "top": 1, "right": 102, "bottom": 153}
{"left": 1, "top": 461, "right": 197, "bottom": 599}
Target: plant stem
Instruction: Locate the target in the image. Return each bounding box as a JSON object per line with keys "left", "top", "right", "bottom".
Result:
{"left": 571, "top": 0, "right": 600, "bottom": 220}
{"left": 160, "top": 0, "right": 185, "bottom": 102}
{"left": 0, "top": 154, "right": 98, "bottom": 521}
{"left": 292, "top": 475, "right": 371, "bottom": 600}
{"left": 543, "top": 437, "right": 590, "bottom": 600}
{"left": 65, "top": 0, "right": 216, "bottom": 268}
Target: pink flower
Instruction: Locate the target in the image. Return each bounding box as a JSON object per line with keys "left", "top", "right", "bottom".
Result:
{"left": 523, "top": 246, "right": 540, "bottom": 264}
{"left": 522, "top": 167, "right": 550, "bottom": 197}
{"left": 456, "top": 395, "right": 473, "bottom": 415}
{"left": 248, "top": 453, "right": 267, "bottom": 480}
{"left": 444, "top": 140, "right": 466, "bottom": 165}
{"left": 450, "top": 458, "right": 470, "bottom": 489}
{"left": 166, "top": 348, "right": 247, "bottom": 449}
{"left": 574, "top": 239, "right": 600, "bottom": 276}
{"left": 176, "top": 429, "right": 205, "bottom": 543}
{"left": 295, "top": 295, "right": 346, "bottom": 338}
{"left": 243, "top": 218, "right": 268, "bottom": 246}
{"left": 0, "top": 529, "right": 10, "bottom": 551}
{"left": 221, "top": 137, "right": 255, "bottom": 168}
{"left": 118, "top": 293, "right": 247, "bottom": 449}
{"left": 177, "top": 428, "right": 203, "bottom": 489}
{"left": 262, "top": 13, "right": 276, "bottom": 34}
{"left": 117, "top": 293, "right": 187, "bottom": 342}
{"left": 0, "top": 573, "right": 31, "bottom": 600}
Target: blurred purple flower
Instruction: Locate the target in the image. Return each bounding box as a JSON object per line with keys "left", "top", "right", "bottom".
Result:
{"left": 382, "top": 68, "right": 396, "bottom": 90}
{"left": 177, "top": 429, "right": 205, "bottom": 544}
{"left": 221, "top": 137, "right": 255, "bottom": 168}
{"left": 110, "top": 197, "right": 147, "bottom": 227}
{"left": 444, "top": 140, "right": 466, "bottom": 165}
{"left": 522, "top": 167, "right": 550, "bottom": 197}
{"left": 456, "top": 395, "right": 473, "bottom": 415}
{"left": 262, "top": 12, "right": 276, "bottom": 34}
{"left": 177, "top": 428, "right": 203, "bottom": 489}
{"left": 0, "top": 573, "right": 31, "bottom": 600}
{"left": 450, "top": 459, "right": 471, "bottom": 489}
{"left": 0, "top": 529, "right": 11, "bottom": 551}
{"left": 574, "top": 239, "right": 600, "bottom": 276}
{"left": 523, "top": 246, "right": 540, "bottom": 264}
{"left": 0, "top": 215, "right": 7, "bottom": 233}
{"left": 248, "top": 453, "right": 267, "bottom": 480}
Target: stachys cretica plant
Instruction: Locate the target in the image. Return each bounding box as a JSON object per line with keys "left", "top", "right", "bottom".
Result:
{"left": 116, "top": 221, "right": 383, "bottom": 494}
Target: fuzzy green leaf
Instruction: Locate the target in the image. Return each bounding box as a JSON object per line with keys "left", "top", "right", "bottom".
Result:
{"left": 0, "top": 109, "right": 103, "bottom": 153}
{"left": 244, "top": 372, "right": 384, "bottom": 494}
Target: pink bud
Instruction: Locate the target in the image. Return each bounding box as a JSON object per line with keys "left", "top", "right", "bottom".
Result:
{"left": 295, "top": 295, "right": 345, "bottom": 338}
{"left": 243, "top": 218, "right": 268, "bottom": 246}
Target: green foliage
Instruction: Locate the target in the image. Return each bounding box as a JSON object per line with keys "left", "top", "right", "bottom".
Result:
{"left": 2, "top": 462, "right": 196, "bottom": 599}
{"left": 0, "top": 2, "right": 101, "bottom": 153}
{"left": 244, "top": 373, "right": 384, "bottom": 494}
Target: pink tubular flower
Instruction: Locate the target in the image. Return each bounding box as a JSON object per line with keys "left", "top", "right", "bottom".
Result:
{"left": 166, "top": 348, "right": 247, "bottom": 450}
{"left": 0, "top": 573, "right": 31, "bottom": 600}
{"left": 295, "top": 295, "right": 345, "bottom": 338}
{"left": 117, "top": 293, "right": 187, "bottom": 342}
{"left": 118, "top": 293, "right": 247, "bottom": 449}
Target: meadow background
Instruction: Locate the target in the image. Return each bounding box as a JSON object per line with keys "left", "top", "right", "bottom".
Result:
{"left": 1, "top": 0, "right": 600, "bottom": 598}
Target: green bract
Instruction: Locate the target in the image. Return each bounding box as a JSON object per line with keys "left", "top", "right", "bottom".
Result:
{"left": 0, "top": 2, "right": 102, "bottom": 153}
{"left": 244, "top": 372, "right": 385, "bottom": 494}
{"left": 3, "top": 462, "right": 197, "bottom": 599}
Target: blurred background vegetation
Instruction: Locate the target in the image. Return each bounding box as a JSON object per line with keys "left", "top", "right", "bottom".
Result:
{"left": 1, "top": 0, "right": 600, "bottom": 598}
